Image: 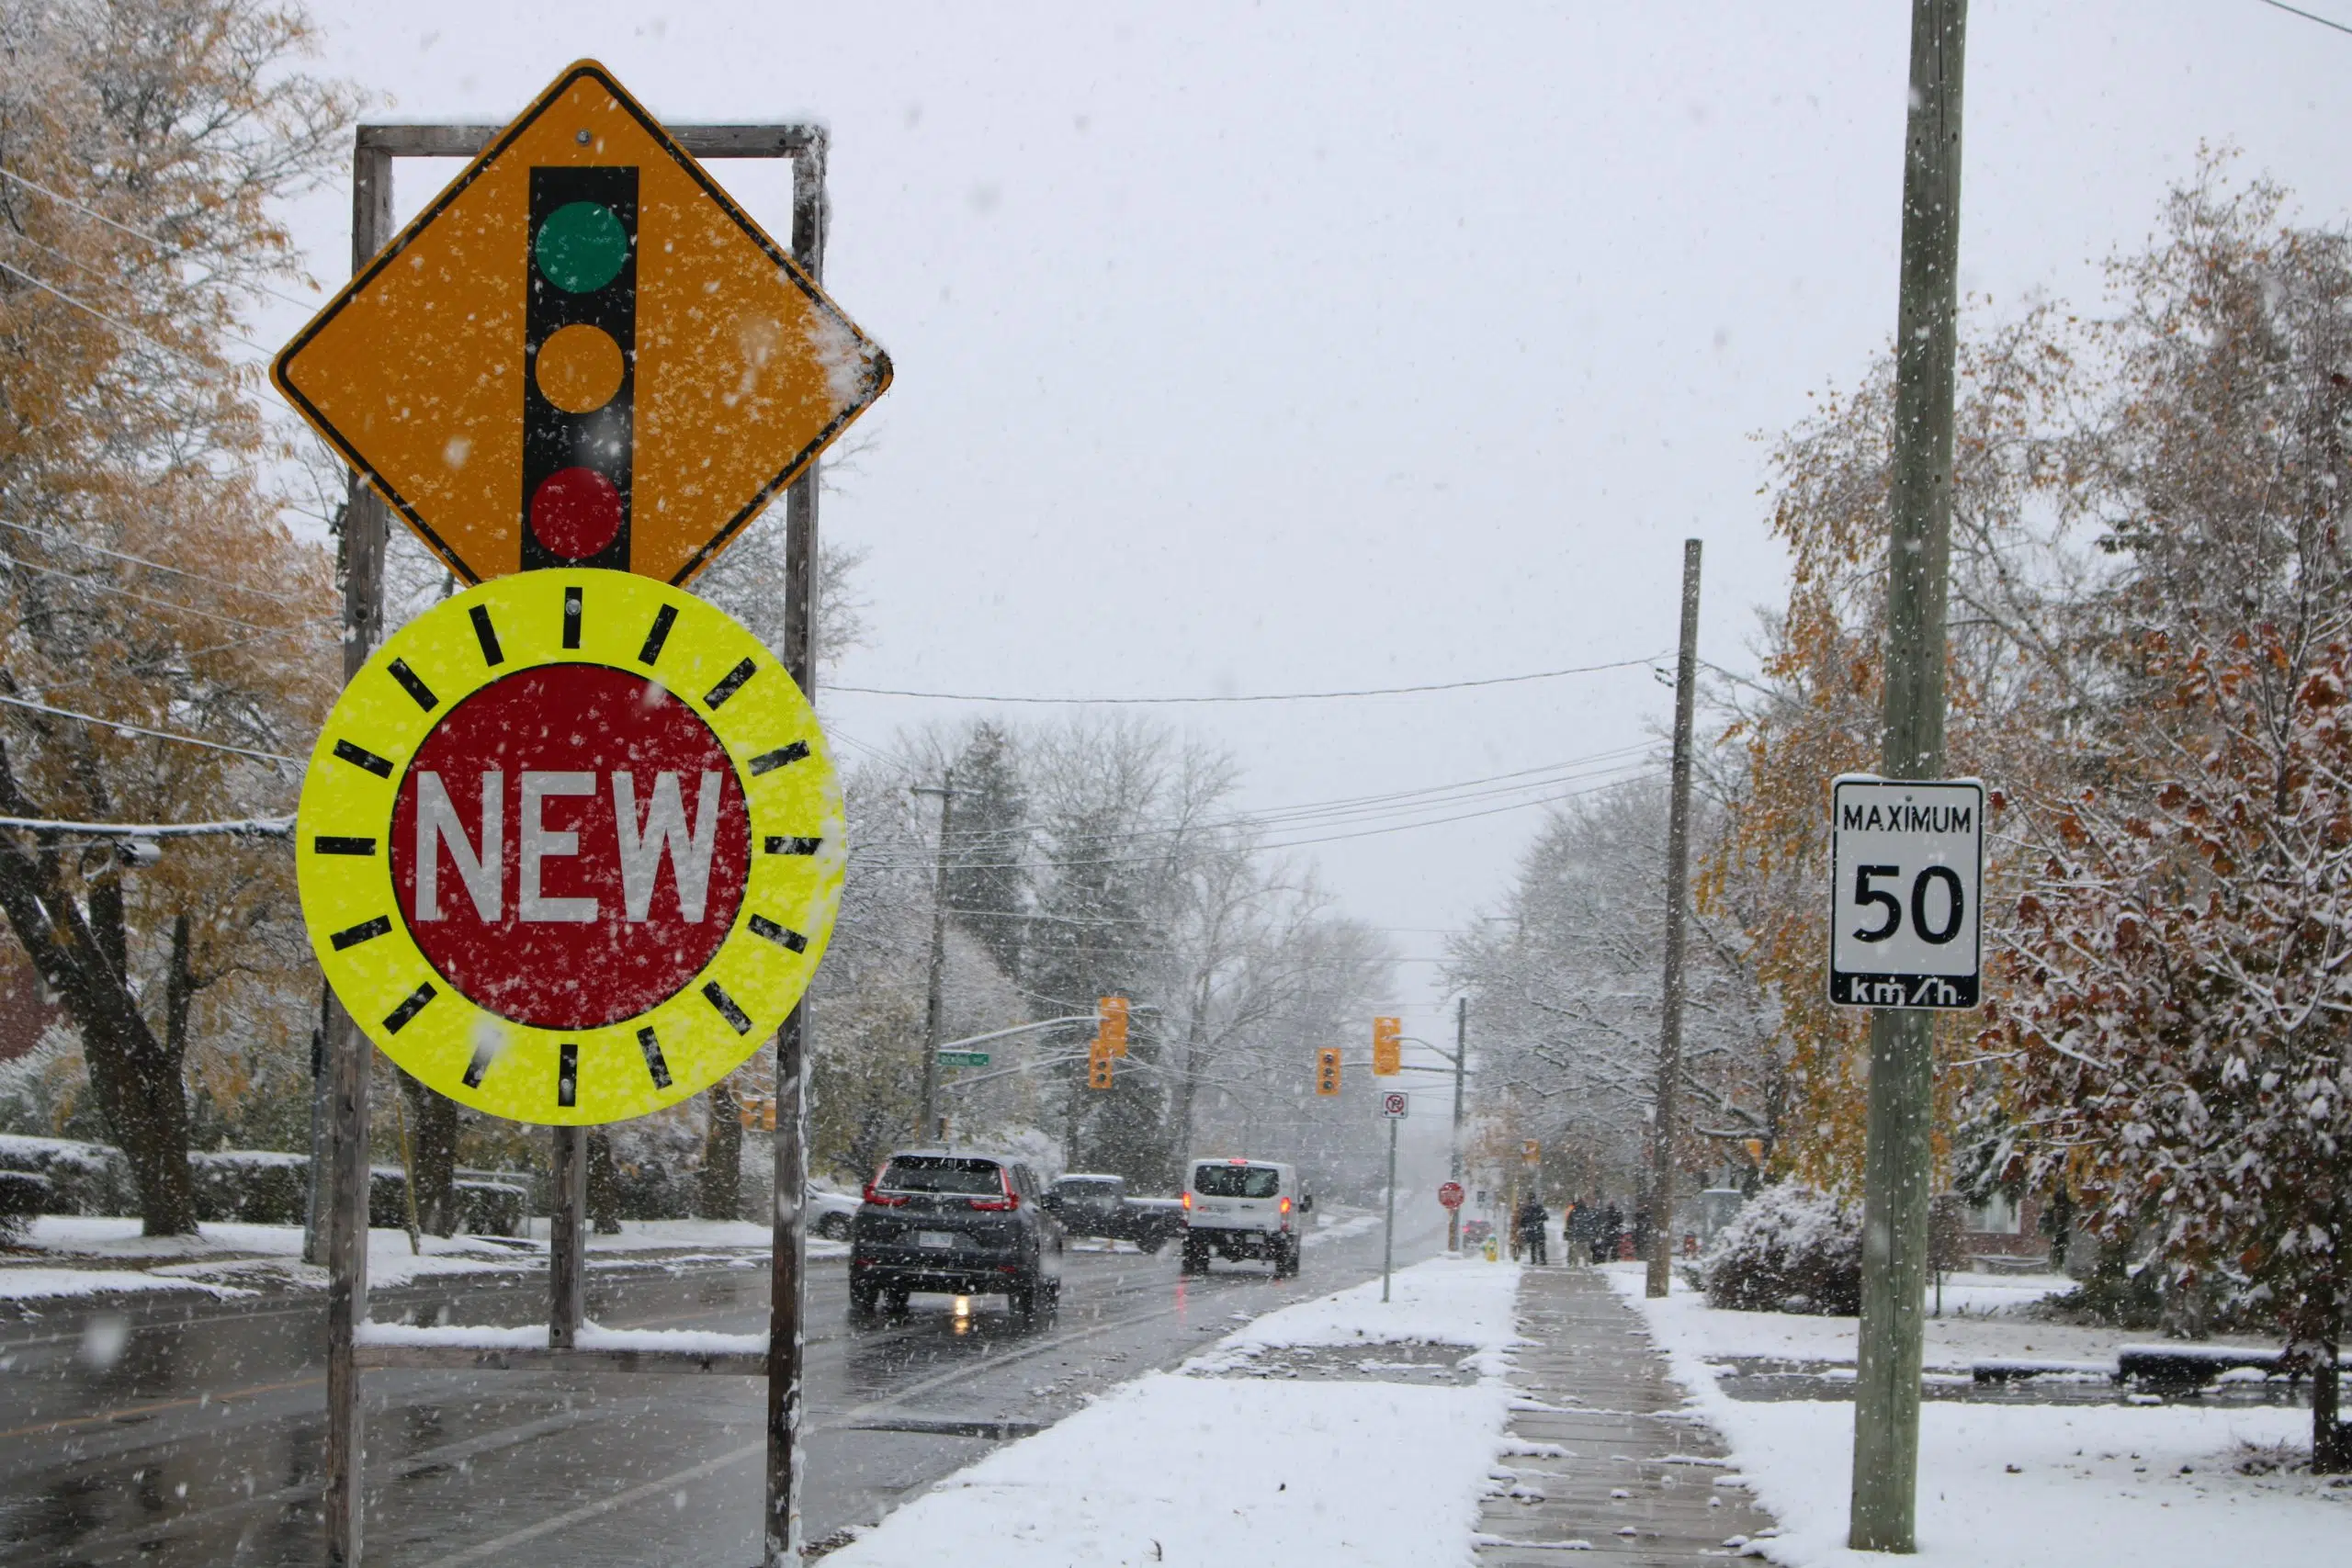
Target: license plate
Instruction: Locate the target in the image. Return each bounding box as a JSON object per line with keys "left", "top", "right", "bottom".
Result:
{"left": 916, "top": 1231, "right": 956, "bottom": 1249}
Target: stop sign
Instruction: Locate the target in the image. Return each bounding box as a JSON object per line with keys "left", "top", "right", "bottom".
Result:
{"left": 1439, "top": 1181, "right": 1464, "bottom": 1210}
{"left": 299, "top": 570, "right": 843, "bottom": 1125}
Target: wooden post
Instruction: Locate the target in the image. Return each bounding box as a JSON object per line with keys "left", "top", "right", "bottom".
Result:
{"left": 322, "top": 127, "right": 393, "bottom": 1568}
{"left": 1646, "top": 540, "right": 1702, "bottom": 1299}
{"left": 1851, "top": 0, "right": 1968, "bottom": 1551}
{"left": 765, "top": 130, "right": 827, "bottom": 1568}
{"left": 548, "top": 1127, "right": 587, "bottom": 1347}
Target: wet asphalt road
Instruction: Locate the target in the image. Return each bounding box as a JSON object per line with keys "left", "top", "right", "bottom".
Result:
{"left": 0, "top": 1214, "right": 1434, "bottom": 1565}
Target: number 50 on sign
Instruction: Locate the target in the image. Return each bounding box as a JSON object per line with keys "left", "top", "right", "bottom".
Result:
{"left": 1828, "top": 776, "right": 1984, "bottom": 1011}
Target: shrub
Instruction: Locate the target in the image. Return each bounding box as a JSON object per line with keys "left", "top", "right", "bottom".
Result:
{"left": 455, "top": 1179, "right": 526, "bottom": 1237}
{"left": 1702, "top": 1182, "right": 1863, "bottom": 1315}
{"left": 190, "top": 1151, "right": 309, "bottom": 1224}
{"left": 0, "top": 1134, "right": 133, "bottom": 1214}
{"left": 0, "top": 1168, "right": 50, "bottom": 1241}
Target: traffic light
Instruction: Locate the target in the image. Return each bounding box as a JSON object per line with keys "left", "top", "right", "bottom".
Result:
{"left": 1097, "top": 996, "right": 1129, "bottom": 1058}
{"left": 1372, "top": 1016, "right": 1401, "bottom": 1076}
{"left": 736, "top": 1094, "right": 776, "bottom": 1131}
{"left": 1088, "top": 1040, "right": 1114, "bottom": 1090}
{"left": 524, "top": 165, "right": 638, "bottom": 571}
{"left": 1521, "top": 1138, "right": 1541, "bottom": 1166}
{"left": 1316, "top": 1046, "right": 1341, "bottom": 1097}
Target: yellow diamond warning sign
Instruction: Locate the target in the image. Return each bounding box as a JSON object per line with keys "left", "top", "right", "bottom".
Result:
{"left": 274, "top": 60, "right": 891, "bottom": 586}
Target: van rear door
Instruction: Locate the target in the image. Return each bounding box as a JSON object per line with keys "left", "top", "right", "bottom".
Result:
{"left": 1190, "top": 1160, "right": 1283, "bottom": 1230}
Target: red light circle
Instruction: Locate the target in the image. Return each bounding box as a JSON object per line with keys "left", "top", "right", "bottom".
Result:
{"left": 529, "top": 466, "right": 624, "bottom": 559}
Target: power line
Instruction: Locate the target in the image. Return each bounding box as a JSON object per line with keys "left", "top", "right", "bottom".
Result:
{"left": 0, "top": 257, "right": 232, "bottom": 373}
{"left": 828, "top": 652, "right": 1668, "bottom": 705}
{"left": 2253, "top": 0, "right": 2352, "bottom": 38}
{"left": 0, "top": 517, "right": 325, "bottom": 608}
{"left": 0, "top": 166, "right": 324, "bottom": 316}
{"left": 0, "top": 692, "right": 300, "bottom": 765}
{"left": 4, "top": 556, "right": 333, "bottom": 635}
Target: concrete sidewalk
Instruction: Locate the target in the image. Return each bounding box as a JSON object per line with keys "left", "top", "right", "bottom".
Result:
{"left": 1479, "top": 1265, "right": 1781, "bottom": 1562}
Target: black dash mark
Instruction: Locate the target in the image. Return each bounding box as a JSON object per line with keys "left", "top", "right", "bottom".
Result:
{"left": 637, "top": 1026, "right": 672, "bottom": 1089}
{"left": 763, "top": 835, "right": 822, "bottom": 856}
{"left": 562, "top": 585, "right": 582, "bottom": 649}
{"left": 383, "top": 983, "right": 436, "bottom": 1035}
{"left": 702, "top": 980, "right": 752, "bottom": 1036}
{"left": 387, "top": 659, "right": 438, "bottom": 712}
{"left": 333, "top": 739, "right": 393, "bottom": 779}
{"left": 463, "top": 1041, "right": 495, "bottom": 1089}
{"left": 703, "top": 659, "right": 756, "bottom": 710}
{"left": 749, "top": 915, "right": 808, "bottom": 953}
{"left": 330, "top": 916, "right": 392, "bottom": 951}
{"left": 749, "top": 742, "right": 809, "bottom": 776}
{"left": 313, "top": 836, "right": 377, "bottom": 856}
{"left": 557, "top": 1042, "right": 579, "bottom": 1108}
{"left": 469, "top": 604, "right": 504, "bottom": 666}
{"left": 638, "top": 604, "right": 677, "bottom": 665}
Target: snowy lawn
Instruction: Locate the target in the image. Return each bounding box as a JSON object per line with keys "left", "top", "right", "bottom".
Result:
{"left": 830, "top": 1254, "right": 1525, "bottom": 1568}
{"left": 1605, "top": 1265, "right": 2348, "bottom": 1566}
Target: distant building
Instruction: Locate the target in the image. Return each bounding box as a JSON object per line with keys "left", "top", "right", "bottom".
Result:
{"left": 0, "top": 941, "right": 62, "bottom": 1064}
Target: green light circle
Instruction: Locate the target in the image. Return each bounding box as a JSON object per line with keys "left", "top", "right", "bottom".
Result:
{"left": 534, "top": 202, "right": 629, "bottom": 293}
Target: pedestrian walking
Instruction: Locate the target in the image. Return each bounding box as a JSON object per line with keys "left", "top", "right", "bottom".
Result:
{"left": 1513, "top": 1193, "right": 1550, "bottom": 1266}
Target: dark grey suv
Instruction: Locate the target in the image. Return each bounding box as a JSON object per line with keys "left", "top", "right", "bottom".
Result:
{"left": 849, "top": 1151, "right": 1064, "bottom": 1327}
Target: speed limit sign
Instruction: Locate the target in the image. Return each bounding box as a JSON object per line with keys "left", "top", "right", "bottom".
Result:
{"left": 1829, "top": 775, "right": 1983, "bottom": 1010}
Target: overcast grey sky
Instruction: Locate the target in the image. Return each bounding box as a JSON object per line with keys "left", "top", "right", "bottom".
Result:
{"left": 268, "top": 1, "right": 2352, "bottom": 1054}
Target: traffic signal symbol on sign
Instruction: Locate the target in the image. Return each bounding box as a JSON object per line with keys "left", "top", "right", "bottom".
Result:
{"left": 524, "top": 165, "right": 637, "bottom": 570}
{"left": 1088, "top": 1040, "right": 1114, "bottom": 1090}
{"left": 1315, "top": 1046, "right": 1341, "bottom": 1097}
{"left": 1098, "top": 996, "right": 1129, "bottom": 1058}
{"left": 273, "top": 61, "right": 891, "bottom": 587}
{"left": 1372, "top": 1015, "right": 1401, "bottom": 1076}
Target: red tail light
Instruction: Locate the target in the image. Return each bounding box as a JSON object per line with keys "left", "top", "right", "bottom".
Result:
{"left": 969, "top": 1168, "right": 1019, "bottom": 1212}
{"left": 863, "top": 1180, "right": 910, "bottom": 1208}
{"left": 1279, "top": 1196, "right": 1292, "bottom": 1214}
{"left": 1181, "top": 1191, "right": 1193, "bottom": 1210}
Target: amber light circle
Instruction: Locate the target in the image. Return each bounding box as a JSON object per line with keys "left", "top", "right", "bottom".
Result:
{"left": 535, "top": 322, "right": 627, "bottom": 413}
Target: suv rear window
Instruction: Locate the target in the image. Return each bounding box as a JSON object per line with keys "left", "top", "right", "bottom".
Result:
{"left": 876, "top": 1156, "right": 1004, "bottom": 1195}
{"left": 1193, "top": 1164, "right": 1280, "bottom": 1199}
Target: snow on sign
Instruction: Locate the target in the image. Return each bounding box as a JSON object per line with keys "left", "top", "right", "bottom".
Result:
{"left": 1438, "top": 1181, "right": 1464, "bottom": 1210}
{"left": 273, "top": 60, "right": 890, "bottom": 587}
{"left": 296, "top": 570, "right": 844, "bottom": 1124}
{"left": 1828, "top": 775, "right": 1984, "bottom": 1010}
{"left": 1382, "top": 1092, "right": 1410, "bottom": 1120}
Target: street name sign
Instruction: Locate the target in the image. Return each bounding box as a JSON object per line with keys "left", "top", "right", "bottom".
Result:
{"left": 1438, "top": 1180, "right": 1464, "bottom": 1210}
{"left": 1382, "top": 1091, "right": 1410, "bottom": 1120}
{"left": 296, "top": 570, "right": 844, "bottom": 1124}
{"left": 274, "top": 60, "right": 891, "bottom": 586}
{"left": 936, "top": 1051, "right": 990, "bottom": 1067}
{"left": 1828, "top": 775, "right": 1984, "bottom": 1010}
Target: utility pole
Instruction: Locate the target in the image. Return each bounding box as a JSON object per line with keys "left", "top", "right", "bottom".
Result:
{"left": 1450, "top": 996, "right": 1467, "bottom": 1252}
{"left": 913, "top": 771, "right": 958, "bottom": 1142}
{"left": 1647, "top": 539, "right": 1702, "bottom": 1299}
{"left": 1851, "top": 1, "right": 1967, "bottom": 1551}
{"left": 1381, "top": 1111, "right": 1398, "bottom": 1303}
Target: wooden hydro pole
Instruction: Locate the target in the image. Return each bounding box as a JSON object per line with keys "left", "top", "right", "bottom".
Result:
{"left": 1850, "top": 0, "right": 1967, "bottom": 1551}
{"left": 1645, "top": 538, "right": 1701, "bottom": 1300}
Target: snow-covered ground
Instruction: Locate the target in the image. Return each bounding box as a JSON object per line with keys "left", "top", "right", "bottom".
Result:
{"left": 3, "top": 1214, "right": 836, "bottom": 1303}
{"left": 1605, "top": 1264, "right": 2349, "bottom": 1566}
{"left": 828, "top": 1255, "right": 1525, "bottom": 1568}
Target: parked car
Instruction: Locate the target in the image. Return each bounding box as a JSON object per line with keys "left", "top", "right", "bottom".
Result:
{"left": 808, "top": 1182, "right": 861, "bottom": 1240}
{"left": 1044, "top": 1173, "right": 1183, "bottom": 1253}
{"left": 1180, "top": 1156, "right": 1310, "bottom": 1277}
{"left": 850, "top": 1150, "right": 1064, "bottom": 1326}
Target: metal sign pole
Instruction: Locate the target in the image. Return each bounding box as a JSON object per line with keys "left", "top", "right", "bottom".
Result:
{"left": 1381, "top": 1115, "right": 1397, "bottom": 1303}
{"left": 765, "top": 130, "right": 828, "bottom": 1568}
{"left": 322, "top": 125, "right": 392, "bottom": 1568}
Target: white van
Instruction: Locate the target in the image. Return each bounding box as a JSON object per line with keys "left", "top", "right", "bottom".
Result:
{"left": 1180, "top": 1157, "right": 1310, "bottom": 1276}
